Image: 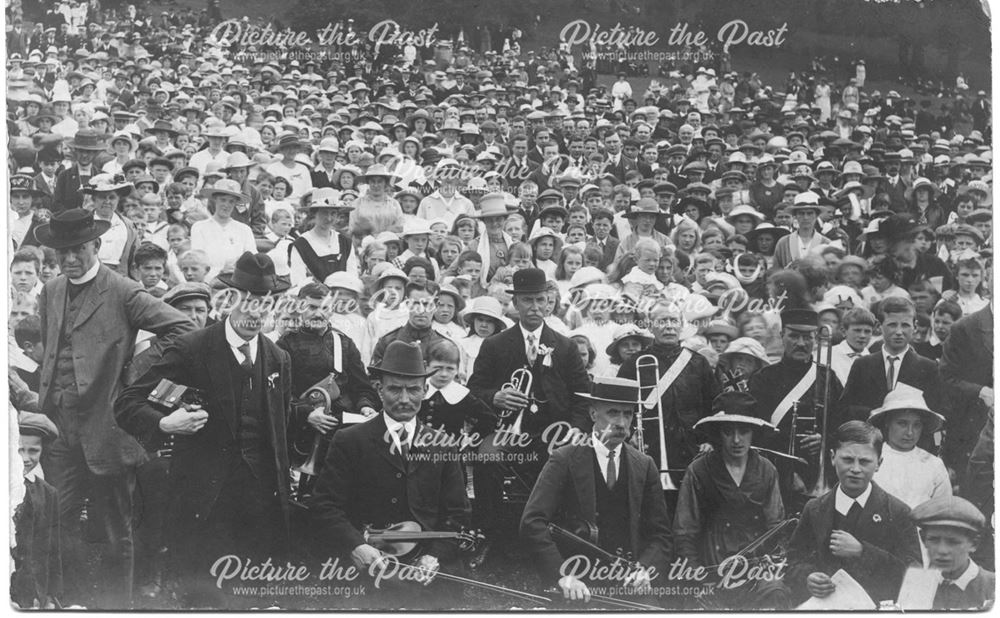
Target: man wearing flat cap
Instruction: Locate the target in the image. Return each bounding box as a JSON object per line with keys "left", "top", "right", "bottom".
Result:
{"left": 116, "top": 252, "right": 294, "bottom": 605}
{"left": 749, "top": 308, "right": 846, "bottom": 509}
{"left": 34, "top": 209, "right": 195, "bottom": 607}
{"left": 912, "top": 496, "right": 995, "bottom": 609}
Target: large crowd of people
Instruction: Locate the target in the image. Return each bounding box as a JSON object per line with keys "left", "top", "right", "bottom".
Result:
{"left": 7, "top": 0, "right": 994, "bottom": 612}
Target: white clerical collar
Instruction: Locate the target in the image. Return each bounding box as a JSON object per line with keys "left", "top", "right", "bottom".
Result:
{"left": 835, "top": 483, "right": 873, "bottom": 515}
{"left": 946, "top": 560, "right": 980, "bottom": 591}
{"left": 424, "top": 380, "right": 469, "bottom": 404}
{"left": 69, "top": 260, "right": 101, "bottom": 285}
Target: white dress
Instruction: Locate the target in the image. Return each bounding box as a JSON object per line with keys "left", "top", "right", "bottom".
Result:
{"left": 872, "top": 444, "right": 952, "bottom": 509}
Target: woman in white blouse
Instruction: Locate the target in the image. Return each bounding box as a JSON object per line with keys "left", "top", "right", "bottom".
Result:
{"left": 190, "top": 179, "right": 257, "bottom": 283}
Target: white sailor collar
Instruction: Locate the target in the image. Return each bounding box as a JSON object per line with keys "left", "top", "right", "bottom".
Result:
{"left": 424, "top": 380, "right": 469, "bottom": 404}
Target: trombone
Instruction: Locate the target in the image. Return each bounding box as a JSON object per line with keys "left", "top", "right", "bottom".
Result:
{"left": 635, "top": 354, "right": 678, "bottom": 491}
{"left": 788, "top": 324, "right": 834, "bottom": 497}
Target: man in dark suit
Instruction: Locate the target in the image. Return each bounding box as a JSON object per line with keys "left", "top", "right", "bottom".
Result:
{"left": 33, "top": 147, "right": 62, "bottom": 212}
{"left": 939, "top": 304, "right": 993, "bottom": 490}
{"left": 310, "top": 341, "right": 470, "bottom": 604}
{"left": 786, "top": 421, "right": 922, "bottom": 606}
{"left": 116, "top": 253, "right": 294, "bottom": 605}
{"left": 602, "top": 132, "right": 637, "bottom": 183}
{"left": 585, "top": 209, "right": 619, "bottom": 271}
{"left": 52, "top": 129, "right": 106, "bottom": 212}
{"left": 310, "top": 138, "right": 341, "bottom": 189}
{"left": 35, "top": 209, "right": 196, "bottom": 607}
{"left": 504, "top": 134, "right": 541, "bottom": 190}
{"left": 618, "top": 299, "right": 722, "bottom": 492}
{"left": 520, "top": 376, "right": 672, "bottom": 604}
{"left": 841, "top": 297, "right": 946, "bottom": 422}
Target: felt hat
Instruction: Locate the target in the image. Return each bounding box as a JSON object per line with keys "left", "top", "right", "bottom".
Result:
{"left": 368, "top": 340, "right": 438, "bottom": 378}
{"left": 34, "top": 208, "right": 111, "bottom": 249}
{"left": 217, "top": 251, "right": 291, "bottom": 294}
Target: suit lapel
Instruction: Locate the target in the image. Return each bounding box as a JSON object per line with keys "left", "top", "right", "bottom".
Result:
{"left": 370, "top": 415, "right": 406, "bottom": 473}
{"left": 570, "top": 446, "right": 597, "bottom": 524}
{"left": 260, "top": 338, "right": 285, "bottom": 454}
{"left": 70, "top": 266, "right": 109, "bottom": 331}
{"left": 624, "top": 445, "right": 644, "bottom": 553}
{"left": 48, "top": 277, "right": 68, "bottom": 342}
{"left": 815, "top": 490, "right": 837, "bottom": 547}
{"left": 206, "top": 323, "right": 238, "bottom": 437}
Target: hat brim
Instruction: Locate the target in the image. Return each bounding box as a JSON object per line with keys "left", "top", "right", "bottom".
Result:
{"left": 869, "top": 405, "right": 944, "bottom": 433}
{"left": 605, "top": 334, "right": 653, "bottom": 357}
{"left": 68, "top": 140, "right": 107, "bottom": 150}
{"left": 469, "top": 208, "right": 511, "bottom": 219}
{"left": 367, "top": 365, "right": 439, "bottom": 379}
{"left": 695, "top": 412, "right": 775, "bottom": 431}
{"left": 624, "top": 210, "right": 667, "bottom": 219}
{"left": 200, "top": 187, "right": 248, "bottom": 203}
{"left": 34, "top": 219, "right": 111, "bottom": 249}
{"left": 215, "top": 271, "right": 291, "bottom": 294}
{"left": 576, "top": 392, "right": 640, "bottom": 405}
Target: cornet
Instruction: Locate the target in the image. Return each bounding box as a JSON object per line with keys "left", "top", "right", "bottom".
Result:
{"left": 635, "top": 355, "right": 678, "bottom": 491}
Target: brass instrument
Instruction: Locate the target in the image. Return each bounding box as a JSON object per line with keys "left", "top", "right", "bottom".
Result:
{"left": 497, "top": 367, "right": 538, "bottom": 428}
{"left": 635, "top": 355, "right": 678, "bottom": 491}
{"left": 291, "top": 374, "right": 341, "bottom": 502}
{"left": 788, "top": 324, "right": 834, "bottom": 497}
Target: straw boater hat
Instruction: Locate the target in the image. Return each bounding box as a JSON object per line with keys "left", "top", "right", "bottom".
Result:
{"left": 694, "top": 391, "right": 775, "bottom": 432}
{"left": 305, "top": 187, "right": 354, "bottom": 211}
{"left": 34, "top": 208, "right": 111, "bottom": 248}
{"left": 788, "top": 191, "right": 822, "bottom": 213}
{"left": 217, "top": 251, "right": 291, "bottom": 294}
{"left": 358, "top": 163, "right": 400, "bottom": 183}
{"left": 576, "top": 376, "right": 641, "bottom": 405}
{"left": 868, "top": 384, "right": 944, "bottom": 433}
{"left": 469, "top": 193, "right": 510, "bottom": 219}
{"left": 624, "top": 198, "right": 666, "bottom": 219}
{"left": 369, "top": 340, "right": 438, "bottom": 378}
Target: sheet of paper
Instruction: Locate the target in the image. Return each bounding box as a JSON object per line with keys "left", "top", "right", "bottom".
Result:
{"left": 797, "top": 569, "right": 877, "bottom": 610}
{"left": 897, "top": 567, "right": 942, "bottom": 610}
{"left": 342, "top": 412, "right": 373, "bottom": 424}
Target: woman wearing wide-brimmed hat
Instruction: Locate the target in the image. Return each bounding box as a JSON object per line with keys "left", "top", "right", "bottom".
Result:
{"left": 80, "top": 173, "right": 140, "bottom": 273}
{"left": 676, "top": 392, "right": 784, "bottom": 574}
{"left": 905, "top": 177, "right": 947, "bottom": 229}
{"left": 263, "top": 132, "right": 314, "bottom": 200}
{"left": 190, "top": 179, "right": 257, "bottom": 284}
{"left": 349, "top": 163, "right": 405, "bottom": 243}
{"left": 772, "top": 191, "right": 831, "bottom": 268}
{"left": 289, "top": 187, "right": 359, "bottom": 287}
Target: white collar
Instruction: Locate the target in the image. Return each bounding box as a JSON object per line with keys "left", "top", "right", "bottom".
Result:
{"left": 835, "top": 483, "right": 873, "bottom": 515}
{"left": 424, "top": 380, "right": 469, "bottom": 404}
{"left": 383, "top": 413, "right": 417, "bottom": 448}
{"left": 520, "top": 322, "right": 544, "bottom": 343}
{"left": 946, "top": 560, "right": 980, "bottom": 591}
{"left": 882, "top": 345, "right": 909, "bottom": 363}
{"left": 68, "top": 260, "right": 101, "bottom": 285}
{"left": 23, "top": 465, "right": 44, "bottom": 482}
{"left": 592, "top": 433, "right": 622, "bottom": 460}
{"left": 224, "top": 317, "right": 258, "bottom": 363}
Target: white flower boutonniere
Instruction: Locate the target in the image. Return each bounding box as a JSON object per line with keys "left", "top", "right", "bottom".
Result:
{"left": 267, "top": 372, "right": 280, "bottom": 390}
{"left": 538, "top": 344, "right": 554, "bottom": 368}
{"left": 872, "top": 514, "right": 882, "bottom": 524}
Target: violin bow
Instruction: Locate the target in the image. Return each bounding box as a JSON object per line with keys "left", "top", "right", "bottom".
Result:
{"left": 547, "top": 523, "right": 638, "bottom": 570}
{"left": 380, "top": 557, "right": 552, "bottom": 606}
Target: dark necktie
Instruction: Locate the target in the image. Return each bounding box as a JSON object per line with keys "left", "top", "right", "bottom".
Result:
{"left": 606, "top": 449, "right": 617, "bottom": 490}
{"left": 397, "top": 426, "right": 410, "bottom": 460}
{"left": 845, "top": 501, "right": 864, "bottom": 530}
{"left": 886, "top": 356, "right": 899, "bottom": 391}
{"left": 238, "top": 342, "right": 254, "bottom": 374}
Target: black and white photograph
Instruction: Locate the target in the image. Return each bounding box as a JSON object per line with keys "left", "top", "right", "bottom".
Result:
{"left": 4, "top": 0, "right": 994, "bottom": 611}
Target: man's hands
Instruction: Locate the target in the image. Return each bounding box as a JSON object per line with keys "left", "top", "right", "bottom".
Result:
{"left": 351, "top": 543, "right": 385, "bottom": 571}
{"left": 308, "top": 407, "right": 340, "bottom": 434}
{"left": 829, "top": 530, "right": 863, "bottom": 559}
{"left": 806, "top": 572, "right": 836, "bottom": 598}
{"left": 413, "top": 554, "right": 439, "bottom": 585}
{"left": 622, "top": 565, "right": 653, "bottom": 595}
{"left": 979, "top": 386, "right": 993, "bottom": 409}
{"left": 494, "top": 387, "right": 529, "bottom": 412}
{"left": 158, "top": 405, "right": 208, "bottom": 435}
{"left": 798, "top": 432, "right": 822, "bottom": 455}
{"left": 558, "top": 575, "right": 591, "bottom": 602}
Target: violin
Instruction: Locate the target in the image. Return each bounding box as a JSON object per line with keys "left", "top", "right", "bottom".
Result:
{"left": 363, "top": 520, "right": 482, "bottom": 558}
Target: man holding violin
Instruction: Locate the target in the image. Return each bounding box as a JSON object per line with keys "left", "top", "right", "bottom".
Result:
{"left": 310, "top": 340, "right": 470, "bottom": 601}
{"left": 520, "top": 376, "right": 672, "bottom": 606}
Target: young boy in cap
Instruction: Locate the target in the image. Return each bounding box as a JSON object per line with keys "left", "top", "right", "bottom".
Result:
{"left": 911, "top": 496, "right": 995, "bottom": 609}
{"left": 12, "top": 412, "right": 63, "bottom": 609}
{"left": 868, "top": 384, "right": 950, "bottom": 509}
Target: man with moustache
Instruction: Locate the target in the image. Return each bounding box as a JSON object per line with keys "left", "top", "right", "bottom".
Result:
{"left": 520, "top": 376, "right": 672, "bottom": 605}
{"left": 748, "top": 309, "right": 845, "bottom": 510}
{"left": 34, "top": 209, "right": 195, "bottom": 607}
{"left": 310, "top": 341, "right": 470, "bottom": 607}
{"left": 617, "top": 300, "right": 721, "bottom": 494}
{"left": 116, "top": 253, "right": 294, "bottom": 606}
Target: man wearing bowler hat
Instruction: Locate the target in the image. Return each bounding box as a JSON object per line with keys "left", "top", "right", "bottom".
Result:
{"left": 310, "top": 341, "right": 470, "bottom": 605}
{"left": 749, "top": 308, "right": 846, "bottom": 509}
{"left": 34, "top": 208, "right": 195, "bottom": 607}
{"left": 116, "top": 252, "right": 294, "bottom": 605}
{"left": 53, "top": 128, "right": 107, "bottom": 212}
